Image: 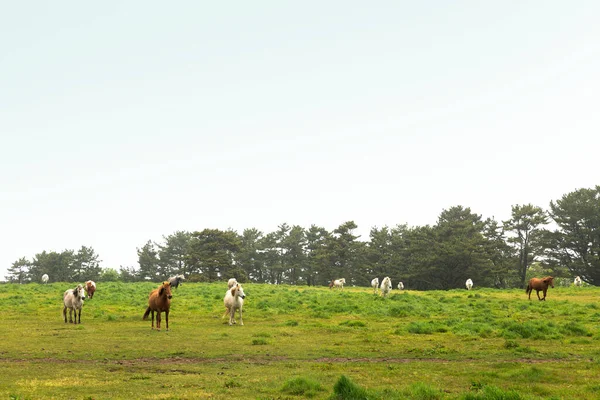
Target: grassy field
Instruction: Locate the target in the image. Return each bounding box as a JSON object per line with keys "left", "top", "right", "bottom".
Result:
{"left": 1, "top": 281, "right": 599, "bottom": 399}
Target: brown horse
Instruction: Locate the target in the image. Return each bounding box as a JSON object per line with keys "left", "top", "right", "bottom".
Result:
{"left": 526, "top": 276, "right": 554, "bottom": 301}
{"left": 143, "top": 281, "right": 173, "bottom": 330}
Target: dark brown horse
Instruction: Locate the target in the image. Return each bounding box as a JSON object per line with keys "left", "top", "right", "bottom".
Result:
{"left": 143, "top": 281, "right": 173, "bottom": 330}
{"left": 526, "top": 276, "right": 554, "bottom": 301}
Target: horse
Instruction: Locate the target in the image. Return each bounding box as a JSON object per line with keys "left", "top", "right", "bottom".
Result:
{"left": 526, "top": 276, "right": 554, "bottom": 301}
{"left": 371, "top": 278, "right": 379, "bottom": 294}
{"left": 41, "top": 274, "right": 49, "bottom": 284}
{"left": 465, "top": 278, "right": 473, "bottom": 290}
{"left": 143, "top": 281, "right": 173, "bottom": 330}
{"left": 224, "top": 283, "right": 246, "bottom": 326}
{"left": 85, "top": 280, "right": 96, "bottom": 299}
{"left": 380, "top": 277, "right": 392, "bottom": 297}
{"left": 168, "top": 274, "right": 185, "bottom": 289}
{"left": 227, "top": 278, "right": 238, "bottom": 289}
{"left": 397, "top": 281, "right": 404, "bottom": 290}
{"left": 63, "top": 284, "right": 85, "bottom": 324}
{"left": 332, "top": 278, "right": 346, "bottom": 290}
{"left": 574, "top": 276, "right": 582, "bottom": 287}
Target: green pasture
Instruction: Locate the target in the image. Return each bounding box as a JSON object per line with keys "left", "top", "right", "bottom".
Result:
{"left": 1, "top": 282, "right": 599, "bottom": 399}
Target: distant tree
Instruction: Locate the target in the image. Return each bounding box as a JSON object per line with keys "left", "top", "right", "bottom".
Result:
{"left": 388, "top": 224, "right": 412, "bottom": 285}
{"left": 547, "top": 186, "right": 600, "bottom": 285}
{"left": 434, "top": 206, "right": 492, "bottom": 289}
{"left": 327, "top": 221, "right": 365, "bottom": 285}
{"left": 305, "top": 225, "right": 331, "bottom": 286}
{"left": 100, "top": 268, "right": 119, "bottom": 282}
{"left": 400, "top": 225, "right": 436, "bottom": 290}
{"left": 5, "top": 257, "right": 32, "bottom": 283}
{"left": 482, "top": 218, "right": 519, "bottom": 288}
{"left": 157, "top": 231, "right": 192, "bottom": 279}
{"left": 260, "top": 231, "right": 282, "bottom": 284}
{"left": 119, "top": 265, "right": 139, "bottom": 282}
{"left": 365, "top": 226, "right": 393, "bottom": 284}
{"left": 30, "top": 250, "right": 74, "bottom": 282}
{"left": 186, "top": 229, "right": 240, "bottom": 282}
{"left": 503, "top": 204, "right": 549, "bottom": 287}
{"left": 137, "top": 240, "right": 159, "bottom": 281}
{"left": 71, "top": 246, "right": 102, "bottom": 281}
{"left": 236, "top": 228, "right": 266, "bottom": 282}
{"left": 281, "top": 225, "right": 306, "bottom": 285}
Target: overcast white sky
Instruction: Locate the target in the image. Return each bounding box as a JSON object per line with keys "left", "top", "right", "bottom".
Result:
{"left": 1, "top": 1, "right": 599, "bottom": 280}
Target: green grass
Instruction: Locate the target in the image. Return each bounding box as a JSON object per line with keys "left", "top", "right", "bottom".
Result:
{"left": 0, "top": 282, "right": 599, "bottom": 399}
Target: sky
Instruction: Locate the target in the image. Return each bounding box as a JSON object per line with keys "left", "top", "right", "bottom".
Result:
{"left": 1, "top": 1, "right": 599, "bottom": 280}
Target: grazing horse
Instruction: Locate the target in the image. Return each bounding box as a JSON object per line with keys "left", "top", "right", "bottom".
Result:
{"left": 63, "top": 284, "right": 85, "bottom": 324}
{"left": 42, "top": 274, "right": 49, "bottom": 284}
{"left": 332, "top": 278, "right": 346, "bottom": 290}
{"left": 465, "top": 279, "right": 473, "bottom": 290}
{"left": 371, "top": 278, "right": 379, "bottom": 294}
{"left": 224, "top": 283, "right": 246, "bottom": 326}
{"left": 574, "top": 276, "right": 582, "bottom": 287}
{"left": 526, "top": 276, "right": 554, "bottom": 301}
{"left": 397, "top": 281, "right": 404, "bottom": 290}
{"left": 143, "top": 281, "right": 173, "bottom": 330}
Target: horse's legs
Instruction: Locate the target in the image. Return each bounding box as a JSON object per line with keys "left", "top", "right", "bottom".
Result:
{"left": 542, "top": 289, "right": 547, "bottom": 301}
{"left": 69, "top": 308, "right": 74, "bottom": 323}
{"left": 239, "top": 306, "right": 243, "bottom": 326}
{"left": 165, "top": 310, "right": 169, "bottom": 331}
{"left": 536, "top": 290, "right": 542, "bottom": 301}
{"left": 77, "top": 308, "right": 81, "bottom": 324}
{"left": 156, "top": 312, "right": 161, "bottom": 330}
{"left": 63, "top": 306, "right": 67, "bottom": 323}
{"left": 151, "top": 310, "right": 155, "bottom": 329}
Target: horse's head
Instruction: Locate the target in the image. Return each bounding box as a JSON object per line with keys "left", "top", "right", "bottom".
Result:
{"left": 544, "top": 276, "right": 555, "bottom": 288}
{"left": 159, "top": 282, "right": 173, "bottom": 299}
{"left": 235, "top": 285, "right": 246, "bottom": 299}
{"left": 75, "top": 285, "right": 85, "bottom": 300}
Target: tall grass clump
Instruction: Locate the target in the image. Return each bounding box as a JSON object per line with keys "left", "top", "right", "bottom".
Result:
{"left": 461, "top": 384, "right": 524, "bottom": 400}
{"left": 281, "top": 377, "right": 324, "bottom": 397}
{"left": 330, "top": 375, "right": 372, "bottom": 399}
{"left": 402, "top": 382, "right": 445, "bottom": 400}
{"left": 500, "top": 321, "right": 562, "bottom": 340}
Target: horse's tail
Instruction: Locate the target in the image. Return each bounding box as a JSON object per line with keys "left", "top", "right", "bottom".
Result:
{"left": 142, "top": 307, "right": 151, "bottom": 320}
{"left": 525, "top": 284, "right": 531, "bottom": 294}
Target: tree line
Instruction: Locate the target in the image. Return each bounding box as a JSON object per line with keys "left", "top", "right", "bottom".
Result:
{"left": 5, "top": 186, "right": 600, "bottom": 288}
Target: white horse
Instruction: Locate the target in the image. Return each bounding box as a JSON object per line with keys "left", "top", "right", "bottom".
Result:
{"left": 466, "top": 279, "right": 473, "bottom": 290}
{"left": 41, "top": 274, "right": 49, "bottom": 284}
{"left": 63, "top": 284, "right": 85, "bottom": 324}
{"left": 371, "top": 278, "right": 379, "bottom": 294}
{"left": 224, "top": 284, "right": 246, "bottom": 326}
{"left": 380, "top": 277, "right": 392, "bottom": 297}
{"left": 574, "top": 276, "right": 582, "bottom": 287}
{"left": 227, "top": 278, "right": 238, "bottom": 289}
{"left": 397, "top": 281, "right": 404, "bottom": 290}
{"left": 332, "top": 278, "right": 346, "bottom": 290}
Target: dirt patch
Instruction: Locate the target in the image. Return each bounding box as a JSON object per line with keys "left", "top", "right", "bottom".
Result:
{"left": 3, "top": 356, "right": 590, "bottom": 365}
